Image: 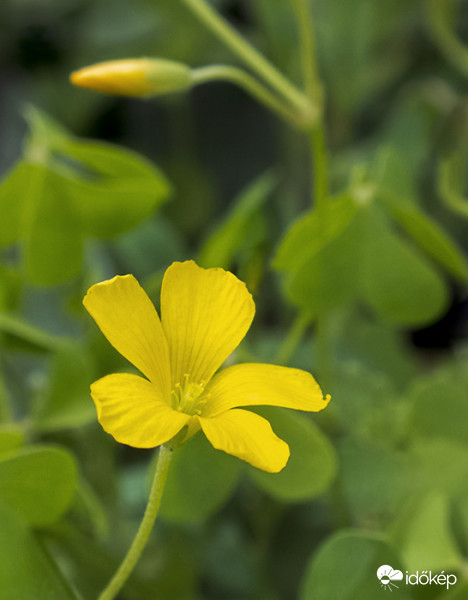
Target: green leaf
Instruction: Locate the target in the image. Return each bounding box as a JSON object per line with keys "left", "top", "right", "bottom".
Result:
{"left": 337, "top": 438, "right": 410, "bottom": 525}
{"left": 0, "top": 446, "right": 77, "bottom": 526}
{"left": 0, "top": 107, "right": 172, "bottom": 285}
{"left": 339, "top": 313, "right": 417, "bottom": 389}
{"left": 0, "top": 427, "right": 23, "bottom": 455}
{"left": 160, "top": 433, "right": 242, "bottom": 524}
{"left": 434, "top": 579, "right": 468, "bottom": 600}
{"left": 284, "top": 206, "right": 366, "bottom": 316}
{"left": 198, "top": 171, "right": 276, "bottom": 269}
{"left": 274, "top": 194, "right": 356, "bottom": 272}
{"left": 409, "top": 439, "right": 468, "bottom": 498}
{"left": 392, "top": 492, "right": 462, "bottom": 572}
{"left": 24, "top": 104, "right": 70, "bottom": 150}
{"left": 383, "top": 195, "right": 468, "bottom": 281}
{"left": 409, "top": 372, "right": 468, "bottom": 444}
{"left": 0, "top": 162, "right": 29, "bottom": 246}
{"left": 0, "top": 504, "right": 78, "bottom": 600}
{"left": 439, "top": 152, "right": 468, "bottom": 219}
{"left": 61, "top": 139, "right": 171, "bottom": 238}
{"left": 0, "top": 160, "right": 83, "bottom": 285}
{"left": 362, "top": 207, "right": 448, "bottom": 326}
{"left": 34, "top": 343, "right": 96, "bottom": 432}
{"left": 0, "top": 264, "right": 21, "bottom": 312}
{"left": 300, "top": 531, "right": 411, "bottom": 600}
{"left": 45, "top": 520, "right": 196, "bottom": 600}
{"left": 250, "top": 408, "right": 336, "bottom": 502}
{"left": 23, "top": 164, "right": 84, "bottom": 286}
{"left": 375, "top": 144, "right": 418, "bottom": 201}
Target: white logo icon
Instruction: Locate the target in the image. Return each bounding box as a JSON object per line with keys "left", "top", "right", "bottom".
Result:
{"left": 377, "top": 565, "right": 404, "bottom": 590}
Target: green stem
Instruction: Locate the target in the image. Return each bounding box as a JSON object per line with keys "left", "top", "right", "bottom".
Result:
{"left": 309, "top": 124, "right": 329, "bottom": 208}
{"left": 275, "top": 313, "right": 310, "bottom": 366}
{"left": 289, "top": 0, "right": 328, "bottom": 208}
{"left": 312, "top": 125, "right": 331, "bottom": 384}
{"left": 290, "top": 0, "right": 320, "bottom": 100}
{"left": 191, "top": 65, "right": 301, "bottom": 126}
{"left": 180, "top": 0, "right": 315, "bottom": 121}
{"left": 290, "top": 0, "right": 331, "bottom": 385}
{"left": 97, "top": 445, "right": 173, "bottom": 600}
{"left": 426, "top": 0, "right": 468, "bottom": 77}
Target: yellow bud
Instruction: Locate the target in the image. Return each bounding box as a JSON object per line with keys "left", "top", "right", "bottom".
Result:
{"left": 70, "top": 58, "right": 192, "bottom": 98}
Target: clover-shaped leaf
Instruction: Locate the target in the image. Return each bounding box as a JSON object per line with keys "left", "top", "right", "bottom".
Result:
{"left": 275, "top": 196, "right": 450, "bottom": 327}
{"left": 0, "top": 107, "right": 171, "bottom": 285}
{"left": 0, "top": 446, "right": 77, "bottom": 526}
{"left": 0, "top": 504, "right": 78, "bottom": 600}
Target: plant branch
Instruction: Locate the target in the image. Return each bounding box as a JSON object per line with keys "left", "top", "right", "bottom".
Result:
{"left": 191, "top": 65, "right": 303, "bottom": 126}
{"left": 180, "top": 0, "right": 316, "bottom": 122}
{"left": 291, "top": 0, "right": 321, "bottom": 101}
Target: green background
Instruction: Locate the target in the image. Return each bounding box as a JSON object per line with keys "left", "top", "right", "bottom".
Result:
{"left": 0, "top": 0, "right": 467, "bottom": 598}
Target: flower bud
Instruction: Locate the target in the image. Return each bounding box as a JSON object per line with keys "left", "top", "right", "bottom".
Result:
{"left": 70, "top": 58, "right": 192, "bottom": 98}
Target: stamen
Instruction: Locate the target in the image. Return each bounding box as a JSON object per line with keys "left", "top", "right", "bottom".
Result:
{"left": 171, "top": 374, "right": 208, "bottom": 416}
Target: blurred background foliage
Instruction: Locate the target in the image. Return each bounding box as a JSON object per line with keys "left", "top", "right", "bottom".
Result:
{"left": 0, "top": 0, "right": 468, "bottom": 599}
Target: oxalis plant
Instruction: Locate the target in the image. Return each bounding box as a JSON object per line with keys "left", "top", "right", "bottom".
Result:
{"left": 71, "top": 4, "right": 331, "bottom": 598}
{"left": 83, "top": 263, "right": 329, "bottom": 600}
{"left": 1, "top": 0, "right": 468, "bottom": 599}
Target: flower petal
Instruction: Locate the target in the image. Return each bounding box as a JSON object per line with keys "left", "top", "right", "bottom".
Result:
{"left": 84, "top": 275, "right": 171, "bottom": 398}
{"left": 160, "top": 261, "right": 255, "bottom": 386}
{"left": 198, "top": 409, "right": 289, "bottom": 473}
{"left": 202, "top": 363, "right": 330, "bottom": 417}
{"left": 91, "top": 373, "right": 190, "bottom": 448}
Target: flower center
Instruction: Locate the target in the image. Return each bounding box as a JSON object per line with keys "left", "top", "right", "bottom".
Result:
{"left": 171, "top": 374, "right": 210, "bottom": 416}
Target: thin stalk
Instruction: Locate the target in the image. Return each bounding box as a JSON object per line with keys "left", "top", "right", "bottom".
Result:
{"left": 291, "top": 0, "right": 320, "bottom": 100}
{"left": 97, "top": 445, "right": 173, "bottom": 600}
{"left": 180, "top": 0, "right": 314, "bottom": 120}
{"left": 427, "top": 0, "right": 468, "bottom": 78}
{"left": 290, "top": 0, "right": 331, "bottom": 386}
{"left": 290, "top": 0, "right": 328, "bottom": 207}
{"left": 312, "top": 123, "right": 331, "bottom": 384}
{"left": 191, "top": 65, "right": 301, "bottom": 126}
{"left": 309, "top": 124, "right": 329, "bottom": 209}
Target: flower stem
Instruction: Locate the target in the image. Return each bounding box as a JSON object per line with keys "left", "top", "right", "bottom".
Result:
{"left": 191, "top": 65, "right": 301, "bottom": 126}
{"left": 290, "top": 0, "right": 320, "bottom": 101}
{"left": 289, "top": 0, "right": 332, "bottom": 385}
{"left": 180, "top": 0, "right": 315, "bottom": 121}
{"left": 97, "top": 445, "right": 173, "bottom": 600}
{"left": 289, "top": 0, "right": 328, "bottom": 208}
{"left": 309, "top": 124, "right": 329, "bottom": 209}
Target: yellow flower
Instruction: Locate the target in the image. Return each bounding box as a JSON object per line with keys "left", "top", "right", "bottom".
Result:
{"left": 83, "top": 261, "right": 330, "bottom": 473}
{"left": 70, "top": 58, "right": 192, "bottom": 98}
